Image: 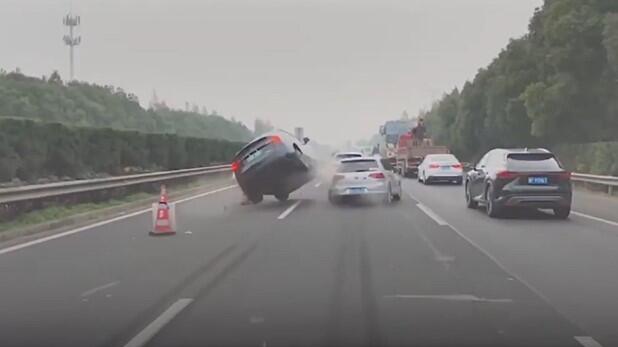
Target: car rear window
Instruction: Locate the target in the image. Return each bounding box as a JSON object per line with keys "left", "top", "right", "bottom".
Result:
{"left": 428, "top": 154, "right": 457, "bottom": 162}
{"left": 337, "top": 160, "right": 379, "bottom": 173}
{"left": 506, "top": 153, "right": 562, "bottom": 171}
{"left": 335, "top": 153, "right": 362, "bottom": 160}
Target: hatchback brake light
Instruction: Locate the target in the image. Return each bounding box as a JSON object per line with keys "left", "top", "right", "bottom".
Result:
{"left": 452, "top": 163, "right": 463, "bottom": 169}
{"left": 496, "top": 171, "right": 519, "bottom": 180}
{"left": 270, "top": 135, "right": 283, "bottom": 145}
{"left": 429, "top": 163, "right": 440, "bottom": 169}
{"left": 369, "top": 172, "right": 385, "bottom": 179}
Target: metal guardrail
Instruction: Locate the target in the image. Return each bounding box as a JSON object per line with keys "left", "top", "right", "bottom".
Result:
{"left": 571, "top": 172, "right": 618, "bottom": 195}
{"left": 0, "top": 165, "right": 232, "bottom": 204}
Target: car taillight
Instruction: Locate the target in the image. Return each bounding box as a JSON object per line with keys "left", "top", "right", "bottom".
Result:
{"left": 452, "top": 163, "right": 463, "bottom": 169}
{"left": 270, "top": 135, "right": 283, "bottom": 145}
{"left": 332, "top": 174, "right": 344, "bottom": 184}
{"left": 369, "top": 172, "right": 385, "bottom": 179}
{"left": 557, "top": 171, "right": 571, "bottom": 181}
{"left": 231, "top": 160, "right": 240, "bottom": 173}
{"left": 496, "top": 171, "right": 519, "bottom": 180}
{"left": 429, "top": 163, "right": 440, "bottom": 169}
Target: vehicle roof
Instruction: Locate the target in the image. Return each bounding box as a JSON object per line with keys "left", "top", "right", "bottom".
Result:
{"left": 492, "top": 148, "right": 552, "bottom": 154}
{"left": 334, "top": 151, "right": 363, "bottom": 156}
{"left": 339, "top": 156, "right": 379, "bottom": 163}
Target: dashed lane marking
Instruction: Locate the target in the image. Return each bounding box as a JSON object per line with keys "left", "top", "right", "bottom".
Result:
{"left": 574, "top": 336, "right": 604, "bottom": 347}
{"left": 277, "top": 200, "right": 302, "bottom": 220}
{"left": 416, "top": 203, "right": 449, "bottom": 226}
{"left": 123, "top": 298, "right": 193, "bottom": 347}
{"left": 572, "top": 211, "right": 618, "bottom": 228}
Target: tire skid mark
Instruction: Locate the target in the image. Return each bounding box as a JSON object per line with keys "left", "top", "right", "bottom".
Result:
{"left": 101, "top": 244, "right": 238, "bottom": 347}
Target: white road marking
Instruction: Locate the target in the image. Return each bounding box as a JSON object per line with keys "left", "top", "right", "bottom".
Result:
{"left": 124, "top": 298, "right": 193, "bottom": 347}
{"left": 574, "top": 336, "right": 604, "bottom": 347}
{"left": 0, "top": 185, "right": 238, "bottom": 256}
{"left": 81, "top": 281, "right": 119, "bottom": 298}
{"left": 383, "top": 294, "right": 512, "bottom": 303}
{"left": 415, "top": 230, "right": 455, "bottom": 267}
{"left": 314, "top": 181, "right": 322, "bottom": 188}
{"left": 277, "top": 200, "right": 302, "bottom": 220}
{"left": 184, "top": 230, "right": 193, "bottom": 235}
{"left": 416, "top": 203, "right": 449, "bottom": 226}
{"left": 406, "top": 191, "right": 420, "bottom": 202}
{"left": 572, "top": 211, "right": 618, "bottom": 228}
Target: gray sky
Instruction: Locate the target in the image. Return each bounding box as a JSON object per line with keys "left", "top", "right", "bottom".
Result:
{"left": 1, "top": 0, "right": 542, "bottom": 145}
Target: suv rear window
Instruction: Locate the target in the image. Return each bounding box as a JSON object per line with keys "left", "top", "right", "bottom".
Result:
{"left": 338, "top": 160, "right": 379, "bottom": 173}
{"left": 506, "top": 153, "right": 562, "bottom": 171}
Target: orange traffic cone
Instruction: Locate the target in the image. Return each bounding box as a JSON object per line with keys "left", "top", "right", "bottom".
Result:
{"left": 150, "top": 185, "right": 176, "bottom": 236}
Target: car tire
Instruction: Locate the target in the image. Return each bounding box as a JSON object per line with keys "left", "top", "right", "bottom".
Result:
{"left": 248, "top": 193, "right": 263, "bottom": 204}
{"left": 392, "top": 193, "right": 401, "bottom": 202}
{"left": 275, "top": 192, "right": 289, "bottom": 202}
{"left": 328, "top": 191, "right": 339, "bottom": 205}
{"left": 465, "top": 182, "right": 478, "bottom": 209}
{"left": 486, "top": 184, "right": 502, "bottom": 218}
{"left": 455, "top": 178, "right": 463, "bottom": 185}
{"left": 424, "top": 174, "right": 431, "bottom": 185}
{"left": 383, "top": 186, "right": 393, "bottom": 205}
{"left": 554, "top": 206, "right": 571, "bottom": 219}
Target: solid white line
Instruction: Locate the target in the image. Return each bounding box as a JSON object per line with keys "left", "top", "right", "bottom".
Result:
{"left": 81, "top": 281, "right": 119, "bottom": 298}
{"left": 277, "top": 200, "right": 302, "bottom": 220}
{"left": 314, "top": 181, "right": 322, "bottom": 188}
{"left": 574, "top": 336, "right": 604, "bottom": 347}
{"left": 416, "top": 203, "right": 449, "bottom": 226}
{"left": 0, "top": 185, "right": 238, "bottom": 256}
{"left": 383, "top": 294, "right": 512, "bottom": 303}
{"left": 572, "top": 211, "right": 618, "bottom": 228}
{"left": 124, "top": 298, "right": 193, "bottom": 347}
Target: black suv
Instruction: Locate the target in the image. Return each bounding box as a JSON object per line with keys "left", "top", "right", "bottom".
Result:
{"left": 465, "top": 148, "right": 572, "bottom": 218}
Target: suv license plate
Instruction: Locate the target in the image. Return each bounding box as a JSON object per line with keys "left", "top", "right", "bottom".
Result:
{"left": 528, "top": 176, "right": 548, "bottom": 185}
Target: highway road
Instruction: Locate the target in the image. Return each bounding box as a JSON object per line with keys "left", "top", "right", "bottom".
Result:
{"left": 1, "top": 176, "right": 617, "bottom": 347}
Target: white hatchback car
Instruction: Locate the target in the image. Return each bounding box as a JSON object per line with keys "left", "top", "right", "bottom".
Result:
{"left": 418, "top": 154, "right": 463, "bottom": 185}
{"left": 328, "top": 157, "right": 402, "bottom": 204}
{"left": 333, "top": 151, "right": 364, "bottom": 162}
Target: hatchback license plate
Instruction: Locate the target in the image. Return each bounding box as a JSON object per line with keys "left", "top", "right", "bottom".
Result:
{"left": 348, "top": 187, "right": 367, "bottom": 194}
{"left": 528, "top": 176, "right": 548, "bottom": 185}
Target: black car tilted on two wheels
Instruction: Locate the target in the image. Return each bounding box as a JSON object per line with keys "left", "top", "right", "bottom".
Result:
{"left": 465, "top": 148, "right": 572, "bottom": 219}
{"left": 232, "top": 131, "right": 316, "bottom": 204}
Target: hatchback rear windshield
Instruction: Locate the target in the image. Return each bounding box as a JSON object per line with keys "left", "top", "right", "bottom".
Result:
{"left": 337, "top": 160, "right": 379, "bottom": 173}
{"left": 428, "top": 154, "right": 457, "bottom": 162}
{"left": 506, "top": 153, "right": 563, "bottom": 171}
{"left": 335, "top": 153, "right": 362, "bottom": 160}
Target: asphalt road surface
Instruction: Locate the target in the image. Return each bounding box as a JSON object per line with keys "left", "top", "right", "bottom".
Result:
{"left": 1, "top": 176, "right": 617, "bottom": 347}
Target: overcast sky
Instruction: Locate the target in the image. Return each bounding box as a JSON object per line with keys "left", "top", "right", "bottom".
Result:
{"left": 1, "top": 0, "right": 542, "bottom": 145}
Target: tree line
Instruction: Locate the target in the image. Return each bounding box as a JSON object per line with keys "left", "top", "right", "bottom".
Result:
{"left": 0, "top": 118, "right": 244, "bottom": 183}
{"left": 0, "top": 70, "right": 253, "bottom": 142}
{"left": 423, "top": 0, "right": 618, "bottom": 169}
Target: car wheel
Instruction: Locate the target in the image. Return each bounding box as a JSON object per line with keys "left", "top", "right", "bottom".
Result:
{"left": 328, "top": 192, "right": 339, "bottom": 205}
{"left": 383, "top": 186, "right": 393, "bottom": 205}
{"left": 486, "top": 184, "right": 502, "bottom": 218}
{"left": 554, "top": 206, "right": 571, "bottom": 219}
{"left": 455, "top": 178, "right": 463, "bottom": 185}
{"left": 275, "top": 192, "right": 289, "bottom": 202}
{"left": 248, "top": 193, "right": 263, "bottom": 204}
{"left": 424, "top": 174, "right": 431, "bottom": 185}
{"left": 465, "top": 182, "right": 478, "bottom": 209}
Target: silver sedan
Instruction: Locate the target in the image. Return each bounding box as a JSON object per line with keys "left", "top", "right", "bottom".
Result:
{"left": 328, "top": 157, "right": 402, "bottom": 204}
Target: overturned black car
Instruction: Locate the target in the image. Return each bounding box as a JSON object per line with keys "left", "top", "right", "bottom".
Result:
{"left": 232, "top": 131, "right": 316, "bottom": 203}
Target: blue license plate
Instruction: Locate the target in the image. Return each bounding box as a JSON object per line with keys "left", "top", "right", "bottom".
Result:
{"left": 528, "top": 176, "right": 548, "bottom": 185}
{"left": 441, "top": 166, "right": 450, "bottom": 170}
{"left": 348, "top": 187, "right": 366, "bottom": 194}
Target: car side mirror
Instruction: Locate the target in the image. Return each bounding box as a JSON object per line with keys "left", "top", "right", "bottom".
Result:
{"left": 302, "top": 137, "right": 310, "bottom": 145}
